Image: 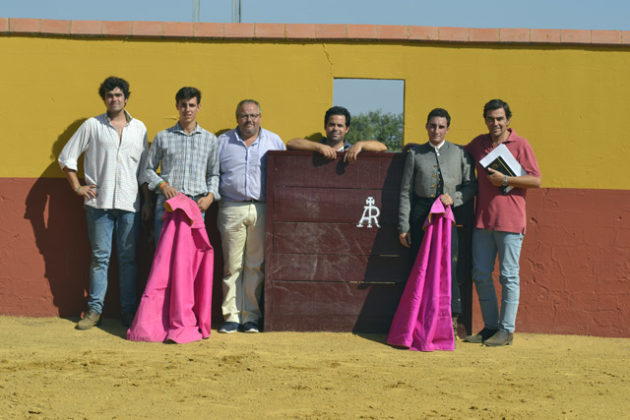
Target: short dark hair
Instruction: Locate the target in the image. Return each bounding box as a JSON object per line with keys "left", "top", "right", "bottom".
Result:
{"left": 98, "top": 76, "right": 130, "bottom": 100}
{"left": 483, "top": 99, "right": 512, "bottom": 120}
{"left": 235, "top": 99, "right": 261, "bottom": 117}
{"left": 324, "top": 106, "right": 351, "bottom": 127}
{"left": 426, "top": 108, "right": 451, "bottom": 127}
{"left": 175, "top": 87, "right": 201, "bottom": 104}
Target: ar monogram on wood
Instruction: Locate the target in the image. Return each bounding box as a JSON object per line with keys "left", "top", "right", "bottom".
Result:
{"left": 356, "top": 196, "right": 381, "bottom": 228}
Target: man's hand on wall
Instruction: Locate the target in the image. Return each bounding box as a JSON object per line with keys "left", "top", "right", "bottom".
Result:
{"left": 344, "top": 143, "right": 363, "bottom": 163}
{"left": 317, "top": 144, "right": 338, "bottom": 160}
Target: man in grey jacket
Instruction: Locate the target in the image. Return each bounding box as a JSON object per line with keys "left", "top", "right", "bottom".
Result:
{"left": 398, "top": 107, "right": 476, "bottom": 328}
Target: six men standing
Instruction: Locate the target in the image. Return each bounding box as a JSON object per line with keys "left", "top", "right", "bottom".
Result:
{"left": 60, "top": 77, "right": 540, "bottom": 345}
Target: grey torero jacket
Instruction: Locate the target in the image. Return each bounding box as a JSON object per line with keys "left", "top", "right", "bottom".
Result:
{"left": 398, "top": 141, "right": 477, "bottom": 234}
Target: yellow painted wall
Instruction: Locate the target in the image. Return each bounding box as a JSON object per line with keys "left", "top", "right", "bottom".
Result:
{"left": 1, "top": 36, "right": 629, "bottom": 189}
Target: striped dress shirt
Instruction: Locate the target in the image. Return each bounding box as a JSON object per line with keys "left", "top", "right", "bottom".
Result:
{"left": 58, "top": 111, "right": 149, "bottom": 213}
{"left": 143, "top": 123, "right": 220, "bottom": 199}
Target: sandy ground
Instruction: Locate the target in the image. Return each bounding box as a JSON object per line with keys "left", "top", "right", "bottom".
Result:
{"left": 1, "top": 316, "right": 628, "bottom": 419}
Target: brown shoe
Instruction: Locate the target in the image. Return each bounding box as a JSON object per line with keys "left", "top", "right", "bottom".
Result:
{"left": 463, "top": 328, "right": 497, "bottom": 343}
{"left": 483, "top": 329, "right": 513, "bottom": 347}
{"left": 76, "top": 310, "right": 101, "bottom": 330}
{"left": 452, "top": 316, "right": 460, "bottom": 342}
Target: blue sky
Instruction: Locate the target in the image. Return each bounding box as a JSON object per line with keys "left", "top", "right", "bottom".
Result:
{"left": 4, "top": 0, "right": 628, "bottom": 30}
{"left": 3, "top": 0, "right": 628, "bottom": 115}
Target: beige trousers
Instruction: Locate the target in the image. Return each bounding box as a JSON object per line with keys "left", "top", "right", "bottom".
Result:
{"left": 217, "top": 201, "right": 266, "bottom": 324}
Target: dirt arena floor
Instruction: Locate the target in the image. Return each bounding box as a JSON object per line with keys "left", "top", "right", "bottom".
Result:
{"left": 1, "top": 316, "right": 628, "bottom": 419}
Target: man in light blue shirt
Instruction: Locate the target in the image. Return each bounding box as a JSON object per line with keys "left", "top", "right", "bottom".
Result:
{"left": 217, "top": 99, "right": 285, "bottom": 334}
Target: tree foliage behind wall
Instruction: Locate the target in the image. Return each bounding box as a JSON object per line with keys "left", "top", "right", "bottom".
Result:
{"left": 346, "top": 110, "right": 403, "bottom": 152}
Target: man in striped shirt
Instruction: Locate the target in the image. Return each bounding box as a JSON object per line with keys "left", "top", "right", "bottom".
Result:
{"left": 143, "top": 87, "right": 220, "bottom": 243}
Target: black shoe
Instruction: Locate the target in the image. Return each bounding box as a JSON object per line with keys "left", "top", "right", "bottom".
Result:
{"left": 463, "top": 328, "right": 498, "bottom": 343}
{"left": 121, "top": 311, "right": 136, "bottom": 328}
{"left": 483, "top": 330, "right": 514, "bottom": 347}
{"left": 219, "top": 321, "right": 240, "bottom": 334}
{"left": 242, "top": 322, "right": 260, "bottom": 333}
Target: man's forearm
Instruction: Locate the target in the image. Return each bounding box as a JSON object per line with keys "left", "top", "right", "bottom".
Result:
{"left": 355, "top": 140, "right": 387, "bottom": 152}
{"left": 286, "top": 138, "right": 321, "bottom": 152}
{"left": 62, "top": 168, "right": 81, "bottom": 192}
{"left": 507, "top": 174, "right": 541, "bottom": 189}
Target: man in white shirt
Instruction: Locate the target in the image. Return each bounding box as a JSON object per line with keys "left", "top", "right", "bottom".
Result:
{"left": 286, "top": 106, "right": 387, "bottom": 162}
{"left": 58, "top": 76, "right": 149, "bottom": 330}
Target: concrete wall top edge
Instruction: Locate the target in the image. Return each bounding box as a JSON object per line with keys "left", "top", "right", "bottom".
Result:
{"left": 2, "top": 18, "right": 629, "bottom": 46}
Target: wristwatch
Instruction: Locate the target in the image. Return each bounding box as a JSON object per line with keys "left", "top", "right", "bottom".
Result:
{"left": 502, "top": 175, "right": 509, "bottom": 187}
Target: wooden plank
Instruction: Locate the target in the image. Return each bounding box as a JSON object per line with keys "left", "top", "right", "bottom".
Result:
{"left": 272, "top": 186, "right": 399, "bottom": 224}
{"left": 268, "top": 253, "right": 410, "bottom": 283}
{"left": 264, "top": 281, "right": 404, "bottom": 332}
{"left": 267, "top": 150, "right": 405, "bottom": 189}
{"left": 271, "top": 222, "right": 404, "bottom": 256}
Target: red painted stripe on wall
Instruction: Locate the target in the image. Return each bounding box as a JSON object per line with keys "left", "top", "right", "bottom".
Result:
{"left": 0, "top": 177, "right": 223, "bottom": 321}
{"left": 502, "top": 188, "right": 630, "bottom": 337}
{"left": 1, "top": 177, "right": 628, "bottom": 337}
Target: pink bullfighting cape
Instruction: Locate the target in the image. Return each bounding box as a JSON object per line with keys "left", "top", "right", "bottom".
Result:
{"left": 128, "top": 194, "right": 214, "bottom": 343}
{"left": 387, "top": 199, "right": 455, "bottom": 351}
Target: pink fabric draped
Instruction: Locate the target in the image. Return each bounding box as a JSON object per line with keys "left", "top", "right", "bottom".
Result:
{"left": 387, "top": 198, "right": 455, "bottom": 352}
{"left": 128, "top": 194, "right": 214, "bottom": 344}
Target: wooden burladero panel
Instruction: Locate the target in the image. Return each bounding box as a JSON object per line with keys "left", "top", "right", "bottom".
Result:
{"left": 264, "top": 151, "right": 473, "bottom": 332}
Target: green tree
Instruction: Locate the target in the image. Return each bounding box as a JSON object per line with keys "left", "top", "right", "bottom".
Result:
{"left": 346, "top": 110, "right": 403, "bottom": 152}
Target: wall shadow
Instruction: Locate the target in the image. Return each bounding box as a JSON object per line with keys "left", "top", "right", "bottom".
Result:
{"left": 24, "top": 119, "right": 91, "bottom": 317}
{"left": 352, "top": 153, "right": 407, "bottom": 339}
{"left": 24, "top": 119, "right": 158, "bottom": 319}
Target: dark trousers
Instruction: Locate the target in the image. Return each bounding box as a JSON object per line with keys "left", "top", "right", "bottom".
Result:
{"left": 409, "top": 197, "right": 462, "bottom": 315}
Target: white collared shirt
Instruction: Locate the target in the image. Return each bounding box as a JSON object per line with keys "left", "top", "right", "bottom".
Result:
{"left": 430, "top": 140, "right": 445, "bottom": 156}
{"left": 58, "top": 111, "right": 149, "bottom": 212}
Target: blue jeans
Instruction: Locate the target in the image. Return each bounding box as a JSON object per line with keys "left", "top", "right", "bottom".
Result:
{"left": 154, "top": 193, "right": 205, "bottom": 246}
{"left": 85, "top": 206, "right": 139, "bottom": 314}
{"left": 472, "top": 228, "right": 524, "bottom": 333}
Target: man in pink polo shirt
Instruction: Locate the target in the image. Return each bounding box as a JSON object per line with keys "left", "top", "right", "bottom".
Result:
{"left": 464, "top": 99, "right": 542, "bottom": 347}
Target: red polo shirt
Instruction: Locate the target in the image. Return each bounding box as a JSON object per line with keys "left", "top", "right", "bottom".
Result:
{"left": 465, "top": 129, "right": 541, "bottom": 234}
